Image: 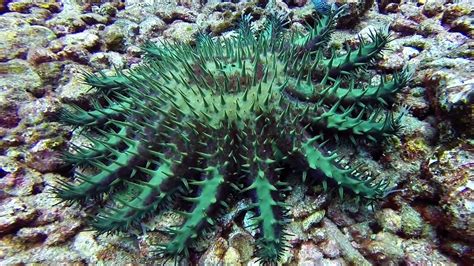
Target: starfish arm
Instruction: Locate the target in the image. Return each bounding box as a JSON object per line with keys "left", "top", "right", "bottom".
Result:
{"left": 291, "top": 10, "right": 338, "bottom": 53}
{"left": 83, "top": 69, "right": 132, "bottom": 90}
{"left": 60, "top": 100, "right": 131, "bottom": 126}
{"left": 91, "top": 161, "right": 181, "bottom": 233}
{"left": 312, "top": 106, "right": 401, "bottom": 138}
{"left": 242, "top": 165, "right": 290, "bottom": 264}
{"left": 301, "top": 138, "right": 388, "bottom": 201}
{"left": 64, "top": 125, "right": 129, "bottom": 166}
{"left": 54, "top": 139, "right": 143, "bottom": 202}
{"left": 323, "top": 28, "right": 391, "bottom": 77}
{"left": 287, "top": 67, "right": 412, "bottom": 106}
{"left": 157, "top": 166, "right": 227, "bottom": 258}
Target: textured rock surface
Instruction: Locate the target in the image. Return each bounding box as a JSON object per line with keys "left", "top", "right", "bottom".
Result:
{"left": 0, "top": 0, "right": 472, "bottom": 264}
{"left": 0, "top": 197, "right": 37, "bottom": 234}
{"left": 425, "top": 141, "right": 474, "bottom": 242}
{"left": 0, "top": 60, "right": 42, "bottom": 92}
{"left": 0, "top": 17, "right": 56, "bottom": 61}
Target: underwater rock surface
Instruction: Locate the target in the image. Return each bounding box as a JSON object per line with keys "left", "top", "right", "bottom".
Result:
{"left": 0, "top": 0, "right": 472, "bottom": 264}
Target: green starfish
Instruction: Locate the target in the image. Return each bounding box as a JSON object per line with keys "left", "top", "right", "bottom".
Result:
{"left": 56, "top": 7, "right": 411, "bottom": 263}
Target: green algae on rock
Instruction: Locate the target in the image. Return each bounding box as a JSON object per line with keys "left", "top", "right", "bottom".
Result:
{"left": 55, "top": 7, "right": 412, "bottom": 263}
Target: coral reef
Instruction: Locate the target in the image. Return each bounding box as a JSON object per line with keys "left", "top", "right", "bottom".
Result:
{"left": 0, "top": 0, "right": 472, "bottom": 264}
{"left": 55, "top": 5, "right": 411, "bottom": 263}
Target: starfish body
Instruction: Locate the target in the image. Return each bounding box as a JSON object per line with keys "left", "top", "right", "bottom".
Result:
{"left": 56, "top": 8, "right": 411, "bottom": 263}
